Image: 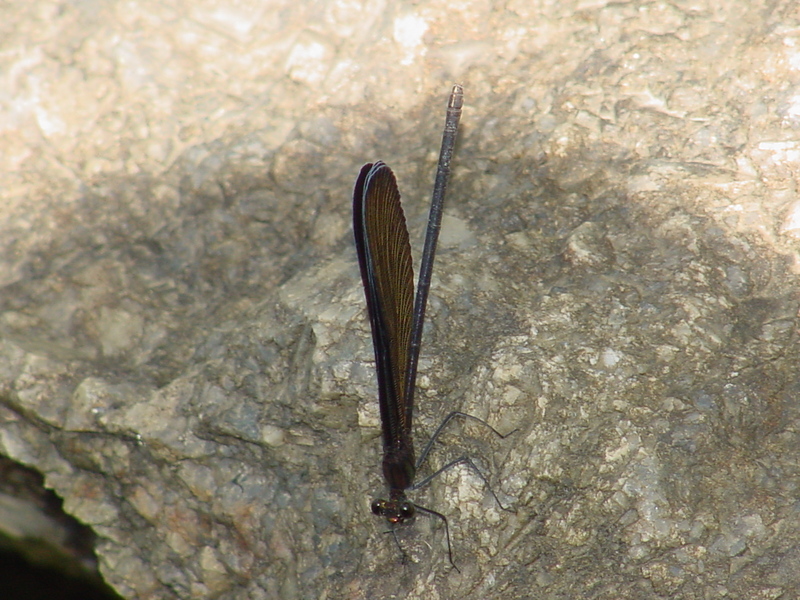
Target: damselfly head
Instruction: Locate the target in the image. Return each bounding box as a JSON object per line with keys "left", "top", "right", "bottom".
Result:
{"left": 371, "top": 498, "right": 416, "bottom": 524}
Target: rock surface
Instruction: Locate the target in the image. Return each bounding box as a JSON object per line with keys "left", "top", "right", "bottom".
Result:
{"left": 2, "top": 1, "right": 800, "bottom": 598}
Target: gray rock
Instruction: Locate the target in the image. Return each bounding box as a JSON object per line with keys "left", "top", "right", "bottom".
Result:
{"left": 1, "top": 1, "right": 799, "bottom": 599}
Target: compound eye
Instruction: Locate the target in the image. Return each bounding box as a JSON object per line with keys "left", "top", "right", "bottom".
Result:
{"left": 399, "top": 502, "right": 415, "bottom": 520}
{"left": 371, "top": 499, "right": 385, "bottom": 515}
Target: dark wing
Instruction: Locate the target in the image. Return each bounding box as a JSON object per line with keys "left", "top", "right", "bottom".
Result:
{"left": 353, "top": 162, "right": 415, "bottom": 449}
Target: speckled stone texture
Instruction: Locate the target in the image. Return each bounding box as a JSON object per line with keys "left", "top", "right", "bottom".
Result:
{"left": 2, "top": 1, "right": 800, "bottom": 598}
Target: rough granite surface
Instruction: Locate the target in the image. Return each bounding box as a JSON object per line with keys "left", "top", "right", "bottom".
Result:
{"left": 2, "top": 1, "right": 800, "bottom": 598}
